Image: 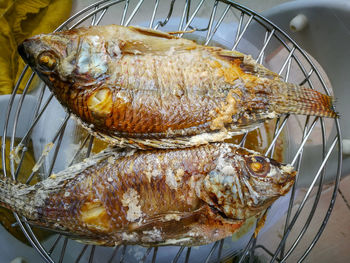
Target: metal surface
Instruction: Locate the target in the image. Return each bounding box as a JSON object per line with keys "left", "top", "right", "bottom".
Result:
{"left": 1, "top": 0, "right": 342, "bottom": 262}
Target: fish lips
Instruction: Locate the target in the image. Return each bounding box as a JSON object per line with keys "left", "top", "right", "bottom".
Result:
{"left": 18, "top": 41, "right": 30, "bottom": 64}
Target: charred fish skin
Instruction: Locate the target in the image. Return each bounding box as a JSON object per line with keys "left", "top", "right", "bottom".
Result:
{"left": 0, "top": 143, "right": 295, "bottom": 246}
{"left": 18, "top": 25, "right": 337, "bottom": 148}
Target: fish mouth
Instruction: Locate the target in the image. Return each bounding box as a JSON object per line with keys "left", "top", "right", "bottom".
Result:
{"left": 279, "top": 168, "right": 297, "bottom": 195}
{"left": 18, "top": 42, "right": 29, "bottom": 64}
{"left": 18, "top": 40, "right": 38, "bottom": 67}
{"left": 18, "top": 39, "right": 42, "bottom": 67}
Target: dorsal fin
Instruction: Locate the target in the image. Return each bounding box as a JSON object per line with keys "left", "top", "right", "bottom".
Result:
{"left": 117, "top": 26, "right": 198, "bottom": 55}
{"left": 215, "top": 49, "right": 281, "bottom": 79}
{"left": 129, "top": 26, "right": 177, "bottom": 39}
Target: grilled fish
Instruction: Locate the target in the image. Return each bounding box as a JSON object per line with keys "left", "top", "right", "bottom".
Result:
{"left": 18, "top": 25, "right": 337, "bottom": 148}
{"left": 0, "top": 143, "right": 295, "bottom": 246}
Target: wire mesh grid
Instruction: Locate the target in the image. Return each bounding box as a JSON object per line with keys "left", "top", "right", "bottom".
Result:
{"left": 1, "top": 0, "right": 342, "bottom": 262}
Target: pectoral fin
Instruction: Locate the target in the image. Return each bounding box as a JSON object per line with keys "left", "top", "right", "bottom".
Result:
{"left": 127, "top": 211, "right": 198, "bottom": 233}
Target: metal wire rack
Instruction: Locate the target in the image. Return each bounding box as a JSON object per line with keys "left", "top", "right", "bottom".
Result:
{"left": 1, "top": 0, "right": 342, "bottom": 262}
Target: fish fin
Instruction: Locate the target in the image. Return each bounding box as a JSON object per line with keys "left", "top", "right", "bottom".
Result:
{"left": 167, "top": 29, "right": 196, "bottom": 35}
{"left": 24, "top": 222, "right": 78, "bottom": 236}
{"left": 124, "top": 207, "right": 244, "bottom": 246}
{"left": 254, "top": 209, "right": 268, "bottom": 237}
{"left": 270, "top": 81, "right": 338, "bottom": 118}
{"left": 216, "top": 50, "right": 281, "bottom": 79}
{"left": 78, "top": 116, "right": 259, "bottom": 149}
{"left": 216, "top": 49, "right": 245, "bottom": 61}
{"left": 130, "top": 26, "right": 196, "bottom": 39}
{"left": 226, "top": 120, "right": 266, "bottom": 134}
{"left": 118, "top": 38, "right": 197, "bottom": 55}
{"left": 117, "top": 26, "right": 198, "bottom": 55}
{"left": 74, "top": 238, "right": 110, "bottom": 246}
{"left": 129, "top": 26, "right": 177, "bottom": 39}
{"left": 27, "top": 223, "right": 109, "bottom": 245}
{"left": 91, "top": 130, "right": 236, "bottom": 149}
{"left": 127, "top": 209, "right": 207, "bottom": 233}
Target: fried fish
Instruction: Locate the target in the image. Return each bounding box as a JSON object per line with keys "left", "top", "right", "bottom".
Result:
{"left": 18, "top": 25, "right": 337, "bottom": 148}
{"left": 0, "top": 143, "right": 295, "bottom": 246}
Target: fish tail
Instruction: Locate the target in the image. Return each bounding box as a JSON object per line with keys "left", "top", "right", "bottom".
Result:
{"left": 0, "top": 177, "right": 34, "bottom": 218}
{"left": 271, "top": 81, "right": 338, "bottom": 118}
{"left": 0, "top": 177, "right": 19, "bottom": 211}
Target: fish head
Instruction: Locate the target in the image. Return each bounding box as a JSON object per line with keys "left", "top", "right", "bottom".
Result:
{"left": 18, "top": 29, "right": 111, "bottom": 86}
{"left": 201, "top": 147, "right": 296, "bottom": 220}
{"left": 18, "top": 32, "right": 76, "bottom": 82}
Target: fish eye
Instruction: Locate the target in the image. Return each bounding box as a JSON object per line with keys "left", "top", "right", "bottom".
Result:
{"left": 38, "top": 51, "right": 57, "bottom": 71}
{"left": 246, "top": 156, "right": 270, "bottom": 177}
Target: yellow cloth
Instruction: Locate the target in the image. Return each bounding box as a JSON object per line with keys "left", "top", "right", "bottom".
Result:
{"left": 0, "top": 0, "right": 72, "bottom": 95}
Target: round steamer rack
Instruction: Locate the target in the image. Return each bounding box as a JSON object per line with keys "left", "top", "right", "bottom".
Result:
{"left": 1, "top": 0, "right": 342, "bottom": 262}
